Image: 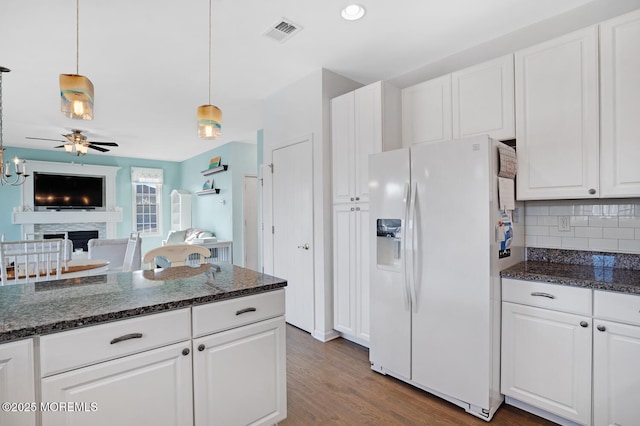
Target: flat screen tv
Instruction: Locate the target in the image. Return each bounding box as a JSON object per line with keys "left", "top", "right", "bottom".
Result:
{"left": 33, "top": 172, "right": 105, "bottom": 210}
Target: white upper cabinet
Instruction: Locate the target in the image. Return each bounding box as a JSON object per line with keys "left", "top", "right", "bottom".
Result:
{"left": 600, "top": 9, "right": 640, "bottom": 197}
{"left": 402, "top": 75, "right": 452, "bottom": 147}
{"left": 332, "top": 81, "right": 401, "bottom": 204}
{"left": 515, "top": 26, "right": 600, "bottom": 200}
{"left": 452, "top": 54, "right": 515, "bottom": 140}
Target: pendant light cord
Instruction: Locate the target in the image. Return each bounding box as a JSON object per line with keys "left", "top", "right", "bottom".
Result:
{"left": 76, "top": 0, "right": 80, "bottom": 75}
{"left": 208, "top": 0, "right": 212, "bottom": 105}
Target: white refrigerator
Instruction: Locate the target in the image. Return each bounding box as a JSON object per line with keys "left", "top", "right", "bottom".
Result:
{"left": 368, "top": 135, "right": 523, "bottom": 421}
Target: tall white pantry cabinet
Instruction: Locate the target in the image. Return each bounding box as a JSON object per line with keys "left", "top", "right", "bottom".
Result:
{"left": 331, "top": 81, "right": 401, "bottom": 346}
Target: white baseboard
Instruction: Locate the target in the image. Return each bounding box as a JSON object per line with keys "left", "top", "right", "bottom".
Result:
{"left": 312, "top": 329, "right": 340, "bottom": 342}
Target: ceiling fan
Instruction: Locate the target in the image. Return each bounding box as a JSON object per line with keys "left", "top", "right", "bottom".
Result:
{"left": 26, "top": 129, "right": 119, "bottom": 155}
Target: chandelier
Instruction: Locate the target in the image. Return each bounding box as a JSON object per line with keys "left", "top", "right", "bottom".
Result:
{"left": 0, "top": 66, "right": 29, "bottom": 186}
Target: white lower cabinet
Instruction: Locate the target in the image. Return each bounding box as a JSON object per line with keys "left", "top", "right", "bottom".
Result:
{"left": 593, "top": 290, "right": 640, "bottom": 426}
{"left": 502, "top": 280, "right": 640, "bottom": 426}
{"left": 501, "top": 302, "right": 592, "bottom": 425}
{"left": 193, "top": 316, "right": 287, "bottom": 426}
{"left": 0, "top": 339, "right": 36, "bottom": 426}
{"left": 41, "top": 341, "right": 194, "bottom": 426}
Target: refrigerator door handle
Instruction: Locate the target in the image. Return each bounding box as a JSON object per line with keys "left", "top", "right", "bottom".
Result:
{"left": 408, "top": 181, "right": 418, "bottom": 312}
{"left": 401, "top": 182, "right": 411, "bottom": 311}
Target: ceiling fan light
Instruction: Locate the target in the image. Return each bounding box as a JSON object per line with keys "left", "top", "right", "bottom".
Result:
{"left": 197, "top": 104, "right": 222, "bottom": 139}
{"left": 60, "top": 74, "right": 94, "bottom": 120}
{"left": 64, "top": 143, "right": 73, "bottom": 153}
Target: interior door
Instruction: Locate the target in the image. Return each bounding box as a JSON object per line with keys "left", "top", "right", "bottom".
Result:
{"left": 243, "top": 175, "right": 259, "bottom": 270}
{"left": 272, "top": 138, "right": 314, "bottom": 332}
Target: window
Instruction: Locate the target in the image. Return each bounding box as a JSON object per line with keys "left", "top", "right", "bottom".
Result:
{"left": 131, "top": 167, "right": 163, "bottom": 236}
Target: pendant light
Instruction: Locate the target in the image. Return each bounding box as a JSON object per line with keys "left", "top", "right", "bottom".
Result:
{"left": 0, "top": 67, "right": 29, "bottom": 186}
{"left": 60, "top": 0, "right": 94, "bottom": 120}
{"left": 197, "top": 0, "right": 222, "bottom": 139}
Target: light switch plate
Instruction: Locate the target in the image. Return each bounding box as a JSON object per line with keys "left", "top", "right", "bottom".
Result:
{"left": 558, "top": 215, "right": 571, "bottom": 231}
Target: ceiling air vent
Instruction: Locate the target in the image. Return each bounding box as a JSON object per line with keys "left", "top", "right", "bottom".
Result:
{"left": 263, "top": 18, "right": 303, "bottom": 43}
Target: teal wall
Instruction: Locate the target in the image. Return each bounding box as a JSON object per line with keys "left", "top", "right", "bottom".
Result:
{"left": 0, "top": 141, "right": 258, "bottom": 264}
{"left": 179, "top": 141, "right": 257, "bottom": 265}
{"left": 0, "top": 146, "right": 181, "bottom": 254}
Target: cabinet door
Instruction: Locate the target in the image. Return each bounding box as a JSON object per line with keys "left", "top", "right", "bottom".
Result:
{"left": 354, "top": 82, "right": 382, "bottom": 203}
{"left": 501, "top": 302, "right": 591, "bottom": 425}
{"left": 593, "top": 319, "right": 640, "bottom": 426}
{"left": 193, "top": 316, "right": 286, "bottom": 426}
{"left": 331, "top": 91, "right": 356, "bottom": 204}
{"left": 402, "top": 75, "right": 452, "bottom": 147}
{"left": 0, "top": 339, "right": 36, "bottom": 426}
{"left": 452, "top": 55, "right": 515, "bottom": 140}
{"left": 41, "top": 341, "right": 193, "bottom": 426}
{"left": 355, "top": 206, "right": 370, "bottom": 343}
{"left": 600, "top": 9, "right": 640, "bottom": 197}
{"left": 515, "top": 26, "right": 599, "bottom": 200}
{"left": 333, "top": 204, "right": 356, "bottom": 336}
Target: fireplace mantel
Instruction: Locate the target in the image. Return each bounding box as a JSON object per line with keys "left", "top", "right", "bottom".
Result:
{"left": 12, "top": 210, "right": 123, "bottom": 225}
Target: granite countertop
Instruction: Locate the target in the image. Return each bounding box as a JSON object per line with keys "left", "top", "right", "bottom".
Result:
{"left": 0, "top": 263, "right": 287, "bottom": 343}
{"left": 501, "top": 261, "right": 640, "bottom": 295}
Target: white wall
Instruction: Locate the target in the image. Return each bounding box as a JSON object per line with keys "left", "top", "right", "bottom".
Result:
{"left": 262, "top": 68, "right": 361, "bottom": 341}
{"left": 525, "top": 199, "right": 640, "bottom": 254}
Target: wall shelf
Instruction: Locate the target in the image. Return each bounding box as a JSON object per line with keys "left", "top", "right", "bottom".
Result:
{"left": 201, "top": 165, "right": 228, "bottom": 176}
{"left": 196, "top": 188, "right": 221, "bottom": 196}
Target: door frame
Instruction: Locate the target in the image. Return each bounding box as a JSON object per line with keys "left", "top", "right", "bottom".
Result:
{"left": 270, "top": 134, "right": 315, "bottom": 332}
{"left": 242, "top": 174, "right": 258, "bottom": 270}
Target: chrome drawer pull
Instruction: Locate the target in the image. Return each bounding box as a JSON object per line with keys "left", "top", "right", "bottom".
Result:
{"left": 531, "top": 292, "right": 555, "bottom": 299}
{"left": 236, "top": 307, "right": 257, "bottom": 316}
{"left": 110, "top": 333, "right": 143, "bottom": 344}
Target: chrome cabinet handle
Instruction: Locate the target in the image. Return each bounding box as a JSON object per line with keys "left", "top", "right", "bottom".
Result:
{"left": 355, "top": 197, "right": 360, "bottom": 201}
{"left": 597, "top": 325, "right": 606, "bottom": 332}
{"left": 580, "top": 321, "right": 588, "bottom": 328}
{"left": 531, "top": 292, "right": 555, "bottom": 299}
{"left": 588, "top": 188, "right": 596, "bottom": 195}
{"left": 297, "top": 243, "right": 310, "bottom": 250}
{"left": 350, "top": 197, "right": 355, "bottom": 201}
{"left": 236, "top": 307, "right": 257, "bottom": 315}
{"left": 182, "top": 348, "right": 190, "bottom": 356}
{"left": 198, "top": 344, "right": 206, "bottom": 352}
{"left": 110, "top": 333, "right": 143, "bottom": 345}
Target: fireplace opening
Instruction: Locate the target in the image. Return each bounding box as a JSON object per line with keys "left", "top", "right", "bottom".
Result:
{"left": 44, "top": 230, "right": 99, "bottom": 252}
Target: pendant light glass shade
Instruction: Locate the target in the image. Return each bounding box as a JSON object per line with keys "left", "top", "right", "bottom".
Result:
{"left": 60, "top": 73, "right": 94, "bottom": 120}
{"left": 198, "top": 0, "right": 221, "bottom": 140}
{"left": 197, "top": 104, "right": 222, "bottom": 139}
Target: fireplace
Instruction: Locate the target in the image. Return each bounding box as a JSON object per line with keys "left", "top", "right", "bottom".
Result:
{"left": 44, "top": 230, "right": 99, "bottom": 252}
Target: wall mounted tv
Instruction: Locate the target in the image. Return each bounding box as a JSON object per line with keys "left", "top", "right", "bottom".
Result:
{"left": 33, "top": 172, "right": 105, "bottom": 210}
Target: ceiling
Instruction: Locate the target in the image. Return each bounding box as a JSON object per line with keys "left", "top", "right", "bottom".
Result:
{"left": 0, "top": 0, "right": 609, "bottom": 161}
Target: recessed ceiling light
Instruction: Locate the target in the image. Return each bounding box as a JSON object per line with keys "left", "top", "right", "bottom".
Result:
{"left": 341, "top": 4, "right": 366, "bottom": 21}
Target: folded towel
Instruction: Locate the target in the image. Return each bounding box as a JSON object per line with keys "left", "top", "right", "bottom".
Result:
{"left": 498, "top": 145, "right": 517, "bottom": 179}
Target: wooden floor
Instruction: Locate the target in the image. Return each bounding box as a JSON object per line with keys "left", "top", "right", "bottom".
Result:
{"left": 282, "top": 325, "right": 555, "bottom": 425}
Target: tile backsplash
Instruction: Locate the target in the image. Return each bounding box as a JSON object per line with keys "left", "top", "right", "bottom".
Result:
{"left": 524, "top": 199, "right": 640, "bottom": 254}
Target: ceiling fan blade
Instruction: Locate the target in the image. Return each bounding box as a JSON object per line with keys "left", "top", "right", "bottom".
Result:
{"left": 53, "top": 145, "right": 66, "bottom": 149}
{"left": 88, "top": 144, "right": 110, "bottom": 152}
{"left": 26, "top": 137, "right": 66, "bottom": 142}
{"left": 87, "top": 141, "right": 119, "bottom": 146}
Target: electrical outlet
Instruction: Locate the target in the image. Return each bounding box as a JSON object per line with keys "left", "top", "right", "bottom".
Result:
{"left": 558, "top": 216, "right": 571, "bottom": 231}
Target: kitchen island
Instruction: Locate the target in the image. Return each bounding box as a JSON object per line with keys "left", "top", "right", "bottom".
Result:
{"left": 0, "top": 263, "right": 287, "bottom": 426}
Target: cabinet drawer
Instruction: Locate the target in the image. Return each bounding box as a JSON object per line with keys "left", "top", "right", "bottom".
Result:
{"left": 594, "top": 290, "right": 640, "bottom": 326}
{"left": 502, "top": 278, "right": 592, "bottom": 315}
{"left": 40, "top": 308, "right": 191, "bottom": 377}
{"left": 192, "top": 289, "right": 285, "bottom": 337}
